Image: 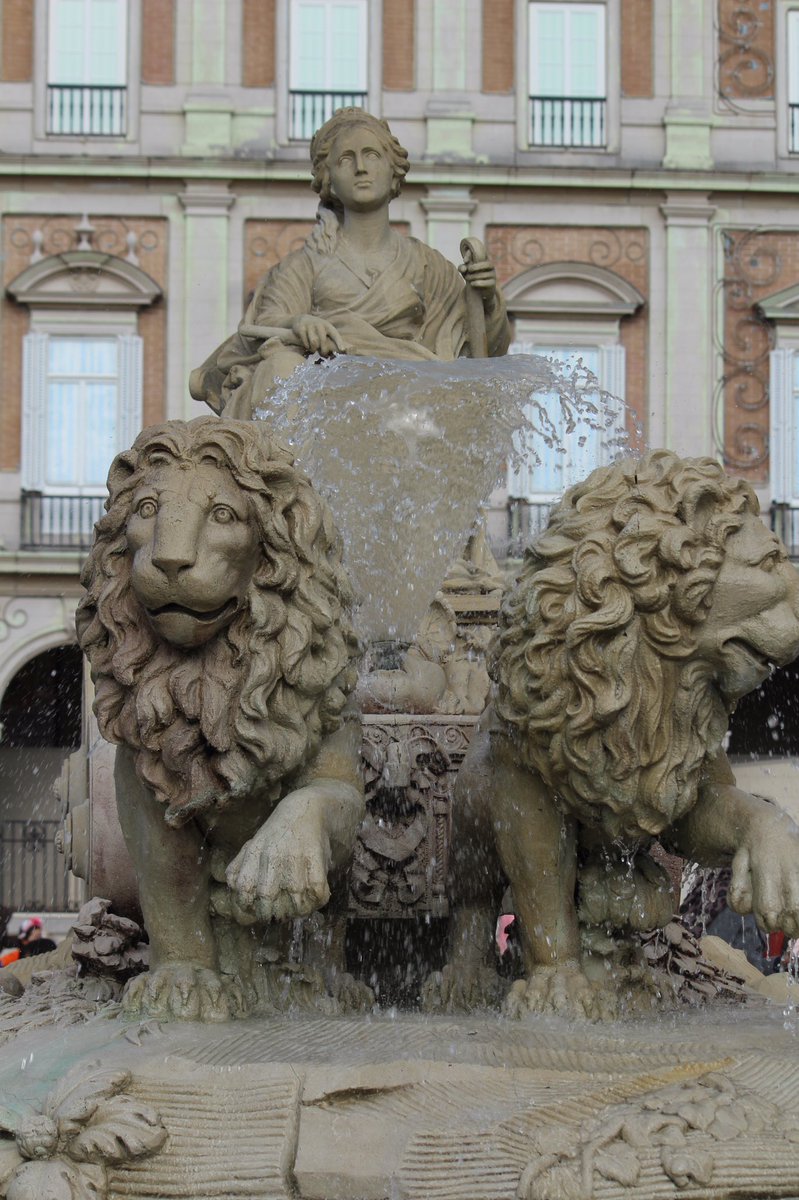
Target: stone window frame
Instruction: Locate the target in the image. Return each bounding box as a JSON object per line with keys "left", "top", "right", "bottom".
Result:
{"left": 761, "top": 283, "right": 799, "bottom": 502}
{"left": 775, "top": 0, "right": 799, "bottom": 159}
{"left": 274, "top": 0, "right": 382, "bottom": 146}
{"left": 514, "top": 0, "right": 621, "bottom": 156}
{"left": 32, "top": 0, "right": 142, "bottom": 150}
{"left": 7, "top": 249, "right": 160, "bottom": 499}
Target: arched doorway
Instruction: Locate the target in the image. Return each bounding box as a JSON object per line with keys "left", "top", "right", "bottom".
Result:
{"left": 0, "top": 644, "right": 82, "bottom": 913}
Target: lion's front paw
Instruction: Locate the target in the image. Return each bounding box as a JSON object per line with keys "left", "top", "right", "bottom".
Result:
{"left": 121, "top": 963, "right": 248, "bottom": 1022}
{"left": 505, "top": 964, "right": 619, "bottom": 1022}
{"left": 225, "top": 815, "right": 332, "bottom": 924}
{"left": 422, "top": 964, "right": 506, "bottom": 1013}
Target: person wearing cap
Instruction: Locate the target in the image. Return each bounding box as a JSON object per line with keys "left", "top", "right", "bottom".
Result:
{"left": 17, "top": 917, "right": 56, "bottom": 958}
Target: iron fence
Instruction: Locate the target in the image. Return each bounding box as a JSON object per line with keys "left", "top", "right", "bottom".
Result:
{"left": 529, "top": 95, "right": 606, "bottom": 148}
{"left": 0, "top": 820, "right": 72, "bottom": 912}
{"left": 289, "top": 89, "right": 368, "bottom": 140}
{"left": 46, "top": 84, "right": 127, "bottom": 136}
{"left": 20, "top": 492, "right": 104, "bottom": 551}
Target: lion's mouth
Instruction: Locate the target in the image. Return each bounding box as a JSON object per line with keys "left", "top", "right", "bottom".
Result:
{"left": 724, "top": 639, "right": 775, "bottom": 674}
{"left": 147, "top": 598, "right": 238, "bottom": 624}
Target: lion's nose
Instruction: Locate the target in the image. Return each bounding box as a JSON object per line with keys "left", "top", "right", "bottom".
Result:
{"left": 151, "top": 518, "right": 198, "bottom": 579}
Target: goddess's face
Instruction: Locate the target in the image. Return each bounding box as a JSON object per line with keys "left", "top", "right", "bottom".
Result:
{"left": 326, "top": 126, "right": 395, "bottom": 212}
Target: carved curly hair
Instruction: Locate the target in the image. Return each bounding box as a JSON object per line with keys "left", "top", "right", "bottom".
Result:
{"left": 492, "top": 450, "right": 759, "bottom": 840}
{"left": 77, "top": 418, "right": 359, "bottom": 828}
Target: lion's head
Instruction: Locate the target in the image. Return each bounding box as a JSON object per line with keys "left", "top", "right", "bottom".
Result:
{"left": 492, "top": 450, "right": 799, "bottom": 840}
{"left": 77, "top": 417, "right": 359, "bottom": 828}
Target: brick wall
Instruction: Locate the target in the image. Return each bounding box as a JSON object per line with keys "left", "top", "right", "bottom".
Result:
{"left": 1, "top": 0, "right": 33, "bottom": 83}
{"left": 482, "top": 0, "right": 514, "bottom": 93}
{"left": 486, "top": 225, "right": 650, "bottom": 442}
{"left": 383, "top": 0, "right": 415, "bottom": 91}
{"left": 621, "top": 0, "right": 653, "bottom": 98}
{"left": 1, "top": 216, "right": 168, "bottom": 471}
{"left": 243, "top": 0, "right": 276, "bottom": 88}
{"left": 141, "top": 0, "right": 176, "bottom": 85}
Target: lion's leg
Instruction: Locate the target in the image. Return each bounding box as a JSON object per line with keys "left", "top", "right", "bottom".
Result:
{"left": 114, "top": 746, "right": 245, "bottom": 1020}
{"left": 489, "top": 755, "right": 619, "bottom": 1020}
{"left": 423, "top": 720, "right": 509, "bottom": 1011}
{"left": 224, "top": 719, "right": 364, "bottom": 924}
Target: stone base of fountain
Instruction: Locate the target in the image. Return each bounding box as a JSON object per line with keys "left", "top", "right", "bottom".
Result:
{"left": 2, "top": 1000, "right": 799, "bottom": 1200}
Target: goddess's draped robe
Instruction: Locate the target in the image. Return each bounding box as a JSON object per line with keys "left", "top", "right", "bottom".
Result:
{"left": 190, "top": 229, "right": 511, "bottom": 417}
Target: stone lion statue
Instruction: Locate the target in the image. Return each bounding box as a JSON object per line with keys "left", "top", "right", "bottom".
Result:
{"left": 432, "top": 450, "right": 799, "bottom": 1019}
{"left": 77, "top": 417, "right": 362, "bottom": 1020}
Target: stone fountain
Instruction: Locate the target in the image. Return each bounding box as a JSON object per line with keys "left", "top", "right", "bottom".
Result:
{"left": 3, "top": 110, "right": 799, "bottom": 1200}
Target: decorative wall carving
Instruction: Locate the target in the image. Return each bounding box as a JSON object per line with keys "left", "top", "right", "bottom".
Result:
{"left": 717, "top": 0, "right": 775, "bottom": 104}
{"left": 716, "top": 228, "right": 799, "bottom": 481}
{"left": 350, "top": 715, "right": 477, "bottom": 919}
{"left": 485, "top": 226, "right": 649, "bottom": 440}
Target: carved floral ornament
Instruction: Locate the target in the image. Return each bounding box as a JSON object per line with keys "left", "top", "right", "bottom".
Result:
{"left": 0, "top": 1062, "right": 167, "bottom": 1200}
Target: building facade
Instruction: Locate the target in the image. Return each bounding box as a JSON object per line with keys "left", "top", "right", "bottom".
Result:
{"left": 0, "top": 0, "right": 795, "bottom": 913}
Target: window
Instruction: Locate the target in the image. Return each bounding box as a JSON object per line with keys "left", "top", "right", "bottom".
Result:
{"left": 47, "top": 0, "right": 128, "bottom": 136}
{"left": 506, "top": 339, "right": 624, "bottom": 546}
{"left": 289, "top": 0, "right": 368, "bottom": 139}
{"left": 528, "top": 2, "right": 606, "bottom": 147}
{"left": 789, "top": 10, "right": 799, "bottom": 153}
{"left": 22, "top": 331, "right": 142, "bottom": 545}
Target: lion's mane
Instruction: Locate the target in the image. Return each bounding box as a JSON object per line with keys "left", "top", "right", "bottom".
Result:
{"left": 492, "top": 450, "right": 758, "bottom": 839}
{"left": 77, "top": 418, "right": 359, "bottom": 828}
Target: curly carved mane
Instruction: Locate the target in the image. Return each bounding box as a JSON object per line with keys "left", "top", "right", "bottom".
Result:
{"left": 492, "top": 450, "right": 758, "bottom": 839}
{"left": 77, "top": 418, "right": 358, "bottom": 827}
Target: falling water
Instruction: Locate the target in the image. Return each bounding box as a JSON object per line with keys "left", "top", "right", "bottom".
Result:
{"left": 255, "top": 353, "right": 628, "bottom": 645}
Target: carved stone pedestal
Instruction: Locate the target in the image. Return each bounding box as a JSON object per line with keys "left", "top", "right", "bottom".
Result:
{"left": 3, "top": 1003, "right": 799, "bottom": 1200}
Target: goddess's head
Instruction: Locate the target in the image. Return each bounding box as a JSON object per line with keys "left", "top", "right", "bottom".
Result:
{"left": 310, "top": 108, "right": 409, "bottom": 209}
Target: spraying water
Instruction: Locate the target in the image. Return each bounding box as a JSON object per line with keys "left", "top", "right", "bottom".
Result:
{"left": 255, "top": 352, "right": 628, "bottom": 644}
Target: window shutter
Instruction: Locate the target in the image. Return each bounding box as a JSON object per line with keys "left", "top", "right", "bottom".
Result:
{"left": 21, "top": 332, "right": 49, "bottom": 490}
{"left": 118, "top": 334, "right": 143, "bottom": 449}
{"left": 770, "top": 347, "right": 794, "bottom": 503}
{"left": 790, "top": 12, "right": 799, "bottom": 106}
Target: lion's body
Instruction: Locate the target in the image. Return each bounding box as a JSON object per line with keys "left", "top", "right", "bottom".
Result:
{"left": 435, "top": 451, "right": 799, "bottom": 1019}
{"left": 77, "top": 419, "right": 365, "bottom": 1020}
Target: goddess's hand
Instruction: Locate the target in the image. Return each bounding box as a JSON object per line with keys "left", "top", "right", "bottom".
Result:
{"left": 459, "top": 258, "right": 499, "bottom": 310}
{"left": 292, "top": 315, "right": 348, "bottom": 355}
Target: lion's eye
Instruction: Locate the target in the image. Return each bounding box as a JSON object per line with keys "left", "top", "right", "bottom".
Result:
{"left": 211, "top": 505, "right": 236, "bottom": 524}
{"left": 136, "top": 498, "right": 158, "bottom": 519}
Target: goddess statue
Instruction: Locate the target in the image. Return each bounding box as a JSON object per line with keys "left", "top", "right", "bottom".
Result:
{"left": 190, "top": 108, "right": 511, "bottom": 419}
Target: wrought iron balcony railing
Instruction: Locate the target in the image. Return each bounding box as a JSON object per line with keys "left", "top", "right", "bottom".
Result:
{"left": 771, "top": 502, "right": 799, "bottom": 558}
{"left": 20, "top": 491, "right": 104, "bottom": 551}
{"left": 289, "top": 89, "right": 368, "bottom": 140}
{"left": 529, "top": 95, "right": 607, "bottom": 148}
{"left": 0, "top": 820, "right": 72, "bottom": 912}
{"left": 790, "top": 104, "right": 799, "bottom": 153}
{"left": 507, "top": 498, "right": 555, "bottom": 557}
{"left": 46, "top": 84, "right": 127, "bottom": 136}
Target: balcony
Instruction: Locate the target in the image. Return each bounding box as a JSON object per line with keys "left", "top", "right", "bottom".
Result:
{"left": 771, "top": 503, "right": 799, "bottom": 558}
{"left": 46, "top": 84, "right": 127, "bottom": 137}
{"left": 529, "top": 96, "right": 606, "bottom": 148}
{"left": 0, "top": 820, "right": 72, "bottom": 912}
{"left": 20, "top": 492, "right": 104, "bottom": 552}
{"left": 507, "top": 498, "right": 555, "bottom": 557}
{"left": 289, "top": 89, "right": 368, "bottom": 140}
